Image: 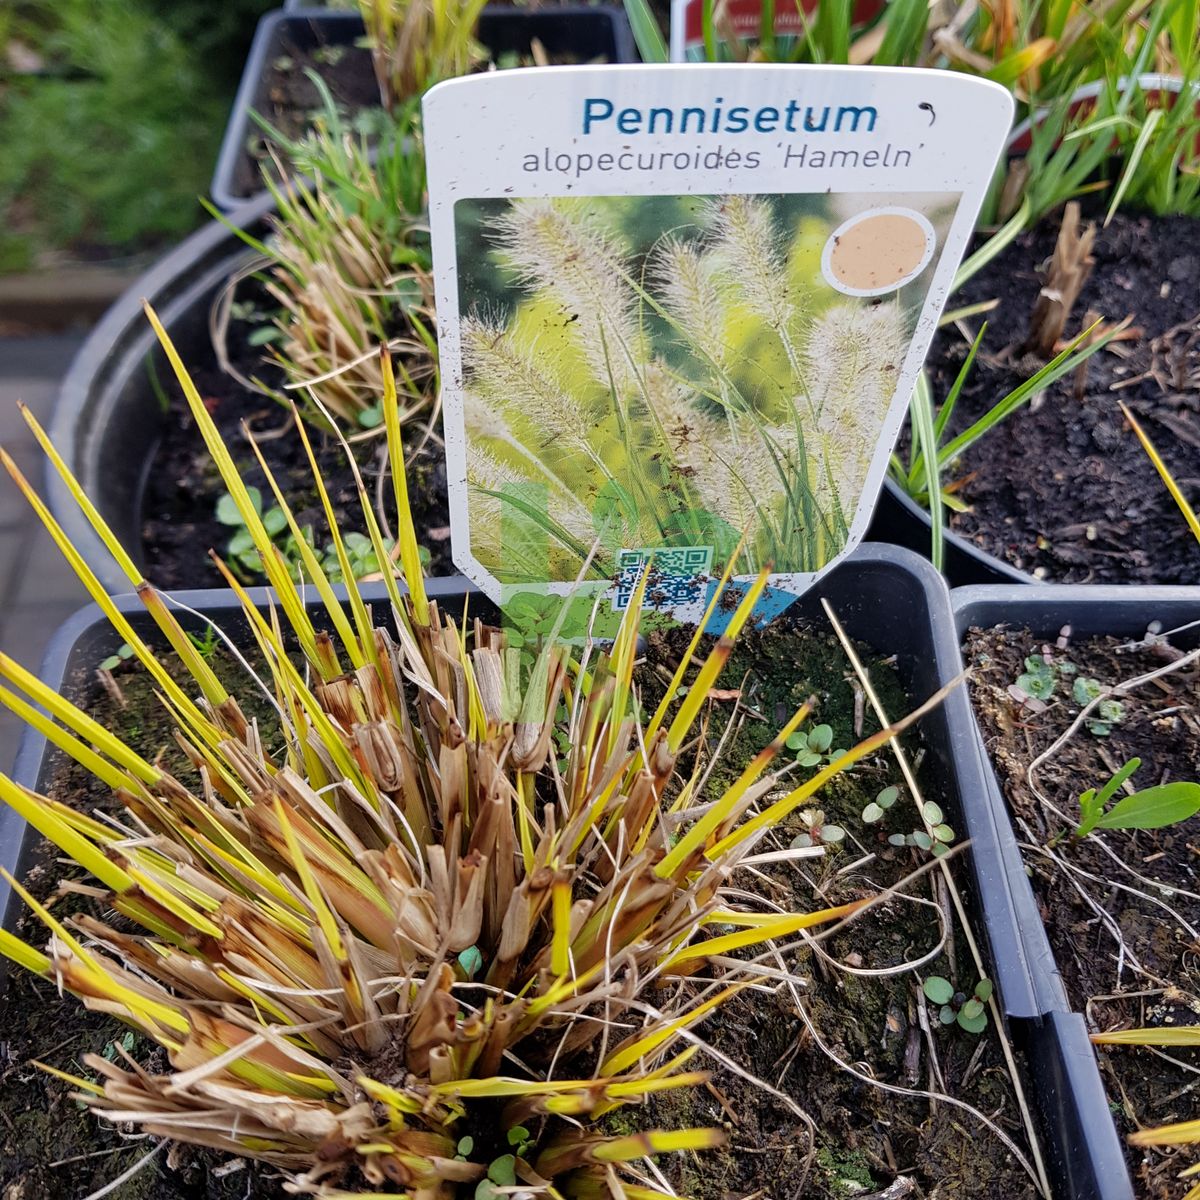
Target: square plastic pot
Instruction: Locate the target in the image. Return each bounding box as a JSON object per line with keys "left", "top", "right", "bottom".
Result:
{"left": 211, "top": 5, "right": 638, "bottom": 209}
{"left": 0, "top": 547, "right": 1110, "bottom": 1197}
{"left": 952, "top": 583, "right": 1200, "bottom": 1200}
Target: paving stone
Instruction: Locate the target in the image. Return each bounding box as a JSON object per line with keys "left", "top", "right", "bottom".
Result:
{"left": 11, "top": 526, "right": 90, "bottom": 608}
{"left": 0, "top": 526, "right": 28, "bottom": 605}
{"left": 0, "top": 334, "right": 90, "bottom": 775}
{"left": 0, "top": 335, "right": 84, "bottom": 378}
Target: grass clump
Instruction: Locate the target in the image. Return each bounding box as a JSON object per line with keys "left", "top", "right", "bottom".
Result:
{"left": 0, "top": 306, "right": 927, "bottom": 1197}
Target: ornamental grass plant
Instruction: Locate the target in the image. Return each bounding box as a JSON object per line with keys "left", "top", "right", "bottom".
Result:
{"left": 0, "top": 307, "right": 946, "bottom": 1198}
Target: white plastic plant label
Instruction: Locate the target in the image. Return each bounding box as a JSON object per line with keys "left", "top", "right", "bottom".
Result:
{"left": 424, "top": 64, "right": 1012, "bottom": 634}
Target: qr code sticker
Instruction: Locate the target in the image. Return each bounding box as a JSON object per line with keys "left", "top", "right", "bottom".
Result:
{"left": 613, "top": 546, "right": 713, "bottom": 611}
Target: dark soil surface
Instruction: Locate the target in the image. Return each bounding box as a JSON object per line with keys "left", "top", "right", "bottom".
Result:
{"left": 928, "top": 212, "right": 1200, "bottom": 584}
{"left": 628, "top": 618, "right": 1039, "bottom": 1199}
{"left": 231, "top": 34, "right": 381, "bottom": 199}
{"left": 966, "top": 622, "right": 1200, "bottom": 1197}
{"left": 1, "top": 611, "right": 1040, "bottom": 1198}
{"left": 140, "top": 280, "right": 452, "bottom": 591}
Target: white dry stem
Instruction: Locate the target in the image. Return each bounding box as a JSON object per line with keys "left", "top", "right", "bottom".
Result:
{"left": 80, "top": 1140, "right": 167, "bottom": 1200}
{"left": 492, "top": 197, "right": 644, "bottom": 391}
{"left": 1014, "top": 640, "right": 1200, "bottom": 989}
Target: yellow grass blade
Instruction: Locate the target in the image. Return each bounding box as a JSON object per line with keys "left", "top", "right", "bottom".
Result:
{"left": 0, "top": 866, "right": 188, "bottom": 1035}
{"left": 358, "top": 1076, "right": 424, "bottom": 1115}
{"left": 0, "top": 927, "right": 51, "bottom": 974}
{"left": 0, "top": 456, "right": 220, "bottom": 747}
{"left": 290, "top": 408, "right": 380, "bottom": 673}
{"left": 1129, "top": 1118, "right": 1200, "bottom": 1148}
{"left": 666, "top": 569, "right": 769, "bottom": 754}
{"left": 141, "top": 303, "right": 319, "bottom": 662}
{"left": 1093, "top": 1026, "right": 1200, "bottom": 1046}
{"left": 603, "top": 1071, "right": 710, "bottom": 1099}
{"left": 32, "top": 1060, "right": 106, "bottom": 1095}
{"left": 121, "top": 866, "right": 223, "bottom": 939}
{"left": 242, "top": 426, "right": 363, "bottom": 674}
{"left": 660, "top": 899, "right": 867, "bottom": 969}
{"left": 591, "top": 1128, "right": 725, "bottom": 1162}
{"left": 0, "top": 683, "right": 145, "bottom": 797}
{"left": 382, "top": 347, "right": 429, "bottom": 626}
{"left": 0, "top": 775, "right": 133, "bottom": 895}
{"left": 706, "top": 677, "right": 959, "bottom": 860}
{"left": 209, "top": 556, "right": 378, "bottom": 802}
{"left": 550, "top": 874, "right": 571, "bottom": 978}
{"left": 644, "top": 541, "right": 743, "bottom": 745}
{"left": 20, "top": 404, "right": 228, "bottom": 706}
{"left": 1120, "top": 402, "right": 1200, "bottom": 544}
{"left": 602, "top": 984, "right": 744, "bottom": 1076}
{"left": 273, "top": 797, "right": 346, "bottom": 961}
{"left": 656, "top": 698, "right": 812, "bottom": 878}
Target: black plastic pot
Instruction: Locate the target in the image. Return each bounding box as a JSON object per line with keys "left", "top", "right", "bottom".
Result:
{"left": 0, "top": 544, "right": 1129, "bottom": 1196}
{"left": 868, "top": 479, "right": 1036, "bottom": 587}
{"left": 211, "top": 5, "right": 638, "bottom": 210}
{"left": 47, "top": 194, "right": 276, "bottom": 595}
{"left": 952, "top": 583, "right": 1200, "bottom": 1200}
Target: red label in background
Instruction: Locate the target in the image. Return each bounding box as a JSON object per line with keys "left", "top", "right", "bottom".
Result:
{"left": 680, "top": 0, "right": 884, "bottom": 46}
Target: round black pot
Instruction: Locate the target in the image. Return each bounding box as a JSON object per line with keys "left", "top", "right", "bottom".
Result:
{"left": 868, "top": 480, "right": 1036, "bottom": 587}
{"left": 48, "top": 193, "right": 277, "bottom": 595}
{"left": 213, "top": 5, "right": 638, "bottom": 209}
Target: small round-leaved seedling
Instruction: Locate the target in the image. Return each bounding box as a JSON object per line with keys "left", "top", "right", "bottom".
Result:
{"left": 924, "top": 976, "right": 992, "bottom": 1034}
{"left": 862, "top": 784, "right": 900, "bottom": 824}
{"left": 922, "top": 976, "right": 954, "bottom": 1006}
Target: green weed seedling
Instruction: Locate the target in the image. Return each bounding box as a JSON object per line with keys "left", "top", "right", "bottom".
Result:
{"left": 217, "top": 487, "right": 404, "bottom": 584}
{"left": 1075, "top": 757, "right": 1200, "bottom": 839}
{"left": 790, "top": 809, "right": 846, "bottom": 850}
{"left": 924, "top": 975, "right": 993, "bottom": 1034}
{"left": 861, "top": 784, "right": 900, "bottom": 825}
{"left": 1015, "top": 652, "right": 1066, "bottom": 700}
{"left": 216, "top": 486, "right": 307, "bottom": 581}
{"left": 1010, "top": 650, "right": 1127, "bottom": 735}
{"left": 97, "top": 642, "right": 135, "bottom": 673}
{"left": 888, "top": 800, "right": 955, "bottom": 858}
{"left": 475, "top": 1127, "right": 535, "bottom": 1200}
{"left": 787, "top": 723, "right": 847, "bottom": 769}
{"left": 1071, "top": 675, "right": 1125, "bottom": 736}
{"left": 187, "top": 627, "right": 220, "bottom": 660}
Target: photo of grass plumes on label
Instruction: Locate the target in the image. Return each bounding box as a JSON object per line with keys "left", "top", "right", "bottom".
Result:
{"left": 454, "top": 191, "right": 959, "bottom": 585}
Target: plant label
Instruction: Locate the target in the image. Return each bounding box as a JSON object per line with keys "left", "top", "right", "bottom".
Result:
{"left": 668, "top": 0, "right": 884, "bottom": 62}
{"left": 424, "top": 65, "right": 1013, "bottom": 633}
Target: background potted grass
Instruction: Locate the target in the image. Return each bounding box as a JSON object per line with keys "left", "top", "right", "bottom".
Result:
{"left": 624, "top": 0, "right": 1200, "bottom": 586}
{"left": 49, "top": 0, "right": 637, "bottom": 595}
{"left": 211, "top": 0, "right": 638, "bottom": 210}
{"left": 0, "top": 0, "right": 274, "bottom": 282}
{"left": 51, "top": 91, "right": 454, "bottom": 595}
{"left": 877, "top": 2, "right": 1200, "bottom": 585}
{"left": 3, "top": 315, "right": 1066, "bottom": 1198}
